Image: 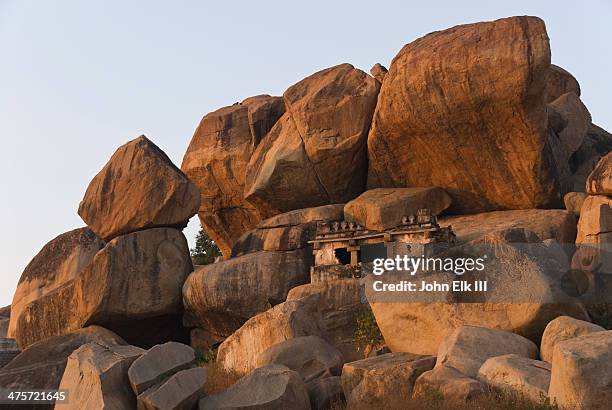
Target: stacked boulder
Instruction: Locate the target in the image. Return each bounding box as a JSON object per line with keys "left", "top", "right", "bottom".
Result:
{"left": 10, "top": 136, "right": 200, "bottom": 351}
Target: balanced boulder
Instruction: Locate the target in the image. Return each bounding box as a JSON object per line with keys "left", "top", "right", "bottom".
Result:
{"left": 182, "top": 248, "right": 312, "bottom": 340}
{"left": 55, "top": 342, "right": 145, "bottom": 410}
{"left": 198, "top": 365, "right": 310, "bottom": 410}
{"left": 15, "top": 228, "right": 192, "bottom": 349}
{"left": 8, "top": 227, "right": 103, "bottom": 339}
{"left": 79, "top": 136, "right": 200, "bottom": 241}
{"left": 367, "top": 16, "right": 559, "bottom": 212}
{"left": 341, "top": 352, "right": 436, "bottom": 408}
{"left": 245, "top": 63, "right": 379, "bottom": 214}
{"left": 344, "top": 187, "right": 451, "bottom": 231}
{"left": 182, "top": 96, "right": 285, "bottom": 257}
{"left": 216, "top": 297, "right": 324, "bottom": 376}
{"left": 540, "top": 316, "right": 605, "bottom": 363}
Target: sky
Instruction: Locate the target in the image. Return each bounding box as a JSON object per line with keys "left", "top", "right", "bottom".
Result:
{"left": 0, "top": 0, "right": 610, "bottom": 306}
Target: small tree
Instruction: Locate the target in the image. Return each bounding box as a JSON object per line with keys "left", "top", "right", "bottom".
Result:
{"left": 191, "top": 227, "right": 221, "bottom": 265}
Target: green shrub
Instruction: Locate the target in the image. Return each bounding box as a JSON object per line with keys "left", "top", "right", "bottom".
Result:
{"left": 352, "top": 306, "right": 384, "bottom": 355}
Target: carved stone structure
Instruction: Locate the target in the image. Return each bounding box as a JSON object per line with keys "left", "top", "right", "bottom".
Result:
{"left": 309, "top": 209, "right": 455, "bottom": 282}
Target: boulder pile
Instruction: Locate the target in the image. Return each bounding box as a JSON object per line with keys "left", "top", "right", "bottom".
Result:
{"left": 1, "top": 14, "right": 612, "bottom": 410}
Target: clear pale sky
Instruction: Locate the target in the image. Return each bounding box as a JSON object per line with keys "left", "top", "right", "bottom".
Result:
{"left": 1, "top": 1, "right": 610, "bottom": 306}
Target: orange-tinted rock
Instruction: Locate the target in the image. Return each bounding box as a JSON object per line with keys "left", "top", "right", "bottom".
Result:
{"left": 370, "top": 63, "right": 388, "bottom": 83}
{"left": 586, "top": 151, "right": 612, "bottom": 195}
{"left": 568, "top": 123, "right": 612, "bottom": 192}
{"left": 367, "top": 16, "right": 559, "bottom": 213}
{"left": 79, "top": 136, "right": 200, "bottom": 241}
{"left": 8, "top": 228, "right": 104, "bottom": 339}
{"left": 182, "top": 96, "right": 285, "bottom": 257}
{"left": 245, "top": 64, "right": 379, "bottom": 214}
{"left": 545, "top": 64, "right": 581, "bottom": 103}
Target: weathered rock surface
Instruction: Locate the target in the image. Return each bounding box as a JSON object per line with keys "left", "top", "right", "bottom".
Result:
{"left": 439, "top": 209, "right": 577, "bottom": 244}
{"left": 257, "top": 204, "right": 344, "bottom": 229}
{"left": 137, "top": 367, "right": 206, "bottom": 410}
{"left": 367, "top": 16, "right": 559, "bottom": 212}
{"left": 575, "top": 195, "right": 612, "bottom": 244}
{"left": 231, "top": 223, "right": 316, "bottom": 257}
{"left": 256, "top": 336, "right": 343, "bottom": 382}
{"left": 569, "top": 123, "right": 612, "bottom": 192}
{"left": 182, "top": 96, "right": 285, "bottom": 257}
{"left": 413, "top": 365, "right": 486, "bottom": 403}
{"left": 436, "top": 326, "right": 538, "bottom": 378}
{"left": 341, "top": 353, "right": 436, "bottom": 408}
{"left": 344, "top": 187, "right": 452, "bottom": 231}
{"left": 0, "top": 306, "right": 9, "bottom": 338}
{"left": 0, "top": 338, "right": 20, "bottom": 369}
{"left": 198, "top": 365, "right": 310, "bottom": 410}
{"left": 287, "top": 279, "right": 363, "bottom": 361}
{"left": 370, "top": 63, "right": 388, "bottom": 83}
{"left": 216, "top": 297, "right": 324, "bottom": 376}
{"left": 16, "top": 228, "right": 192, "bottom": 349}
{"left": 306, "top": 376, "right": 345, "bottom": 410}
{"left": 245, "top": 63, "right": 379, "bottom": 214}
{"left": 128, "top": 342, "right": 196, "bottom": 396}
{"left": 548, "top": 92, "right": 591, "bottom": 164}
{"left": 548, "top": 330, "right": 612, "bottom": 409}
{"left": 0, "top": 326, "right": 125, "bottom": 391}
{"left": 368, "top": 224, "right": 588, "bottom": 355}
{"left": 477, "top": 354, "right": 551, "bottom": 403}
{"left": 545, "top": 64, "right": 581, "bottom": 103}
{"left": 55, "top": 342, "right": 145, "bottom": 410}
{"left": 586, "top": 151, "right": 612, "bottom": 195}
{"left": 564, "top": 192, "right": 587, "bottom": 215}
{"left": 540, "top": 316, "right": 605, "bottom": 363}
{"left": 182, "top": 248, "right": 312, "bottom": 339}
{"left": 79, "top": 136, "right": 200, "bottom": 241}
{"left": 8, "top": 228, "right": 104, "bottom": 339}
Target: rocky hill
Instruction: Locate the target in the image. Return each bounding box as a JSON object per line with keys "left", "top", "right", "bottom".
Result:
{"left": 1, "top": 15, "right": 611, "bottom": 410}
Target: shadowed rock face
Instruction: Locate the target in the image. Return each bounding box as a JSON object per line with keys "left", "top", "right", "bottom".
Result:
{"left": 0, "top": 326, "right": 126, "bottom": 394}
{"left": 545, "top": 64, "right": 581, "bottom": 103}
{"left": 367, "top": 16, "right": 560, "bottom": 213}
{"left": 8, "top": 227, "right": 104, "bottom": 339}
{"left": 182, "top": 96, "right": 285, "bottom": 258}
{"left": 79, "top": 135, "right": 200, "bottom": 242}
{"left": 15, "top": 228, "right": 192, "bottom": 349}
{"left": 245, "top": 63, "right": 379, "bottom": 215}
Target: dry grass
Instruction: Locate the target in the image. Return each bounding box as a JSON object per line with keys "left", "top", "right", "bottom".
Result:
{"left": 329, "top": 388, "right": 560, "bottom": 410}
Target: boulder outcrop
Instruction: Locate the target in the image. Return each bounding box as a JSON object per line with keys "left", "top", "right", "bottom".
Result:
{"left": 369, "top": 63, "right": 388, "bottom": 83}
{"left": 586, "top": 151, "right": 612, "bottom": 195}
{"left": 306, "top": 376, "right": 345, "bottom": 410}
{"left": 216, "top": 297, "right": 324, "bottom": 376}
{"left": 182, "top": 248, "right": 312, "bottom": 339}
{"left": 8, "top": 228, "right": 104, "bottom": 339}
{"left": 367, "top": 16, "right": 559, "bottom": 212}
{"left": 413, "top": 365, "right": 486, "bottom": 403}
{"left": 16, "top": 228, "right": 192, "bottom": 349}
{"left": 78, "top": 136, "right": 200, "bottom": 241}
{"left": 245, "top": 63, "right": 379, "bottom": 214}
{"left": 564, "top": 192, "right": 587, "bottom": 215}
{"left": 182, "top": 96, "right": 285, "bottom": 257}
{"left": 0, "top": 338, "right": 20, "bottom": 369}
{"left": 344, "top": 187, "right": 452, "bottom": 231}
{"left": 569, "top": 123, "right": 612, "bottom": 192}
{"left": 55, "top": 342, "right": 145, "bottom": 410}
{"left": 545, "top": 64, "right": 581, "bottom": 103}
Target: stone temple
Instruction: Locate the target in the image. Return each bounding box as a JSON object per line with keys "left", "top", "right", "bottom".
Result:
{"left": 308, "top": 208, "right": 456, "bottom": 282}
